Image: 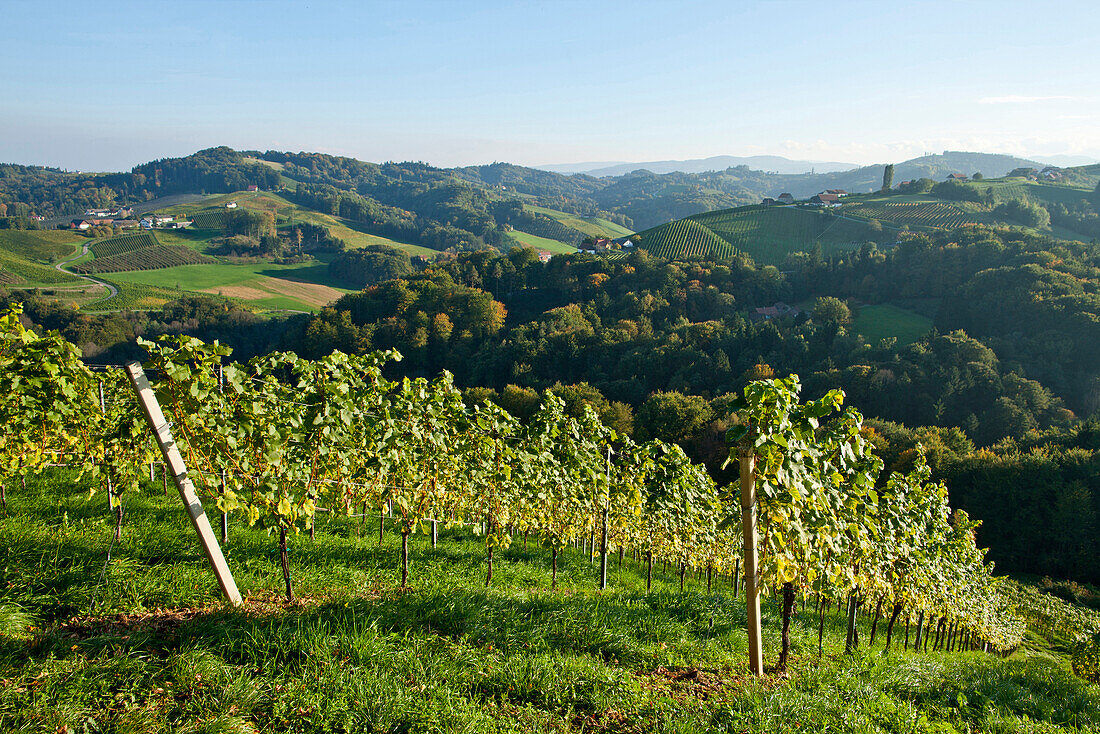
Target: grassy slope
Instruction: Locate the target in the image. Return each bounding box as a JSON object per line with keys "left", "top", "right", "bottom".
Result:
{"left": 507, "top": 230, "right": 578, "bottom": 254}
{"left": 852, "top": 304, "right": 934, "bottom": 345}
{"left": 2, "top": 473, "right": 1098, "bottom": 732}
{"left": 160, "top": 191, "right": 439, "bottom": 257}
{"left": 105, "top": 259, "right": 350, "bottom": 312}
{"left": 527, "top": 204, "right": 634, "bottom": 239}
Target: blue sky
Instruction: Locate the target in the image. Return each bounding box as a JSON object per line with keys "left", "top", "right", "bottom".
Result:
{"left": 2, "top": 0, "right": 1098, "bottom": 171}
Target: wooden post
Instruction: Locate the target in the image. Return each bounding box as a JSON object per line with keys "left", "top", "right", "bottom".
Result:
{"left": 740, "top": 449, "right": 764, "bottom": 676}
{"left": 124, "top": 362, "right": 242, "bottom": 606}
{"left": 220, "top": 469, "right": 229, "bottom": 545}
{"left": 599, "top": 445, "right": 611, "bottom": 590}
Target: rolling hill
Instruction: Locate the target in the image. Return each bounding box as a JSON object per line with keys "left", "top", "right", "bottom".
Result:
{"left": 633, "top": 205, "right": 892, "bottom": 265}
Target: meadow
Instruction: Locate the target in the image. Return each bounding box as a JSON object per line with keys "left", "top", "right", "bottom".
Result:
{"left": 851, "top": 304, "right": 934, "bottom": 346}
{"left": 507, "top": 229, "right": 578, "bottom": 254}
{"left": 2, "top": 472, "right": 1097, "bottom": 732}
{"left": 104, "top": 259, "right": 349, "bottom": 312}
{"left": 526, "top": 205, "right": 634, "bottom": 240}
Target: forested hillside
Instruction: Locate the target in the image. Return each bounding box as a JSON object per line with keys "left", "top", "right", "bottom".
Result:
{"left": 6, "top": 147, "right": 1089, "bottom": 237}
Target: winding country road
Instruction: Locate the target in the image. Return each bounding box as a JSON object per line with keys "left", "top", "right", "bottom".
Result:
{"left": 55, "top": 242, "right": 118, "bottom": 303}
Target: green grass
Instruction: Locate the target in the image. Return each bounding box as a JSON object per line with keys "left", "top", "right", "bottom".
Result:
{"left": 508, "top": 230, "right": 578, "bottom": 254}
{"left": 527, "top": 205, "right": 633, "bottom": 240}
{"left": 2, "top": 472, "right": 1098, "bottom": 732}
{"left": 852, "top": 304, "right": 934, "bottom": 346}
{"left": 103, "top": 259, "right": 350, "bottom": 312}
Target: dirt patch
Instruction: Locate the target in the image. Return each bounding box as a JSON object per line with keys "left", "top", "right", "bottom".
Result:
{"left": 201, "top": 284, "right": 271, "bottom": 300}
{"left": 259, "top": 276, "right": 343, "bottom": 307}
{"left": 202, "top": 277, "right": 342, "bottom": 307}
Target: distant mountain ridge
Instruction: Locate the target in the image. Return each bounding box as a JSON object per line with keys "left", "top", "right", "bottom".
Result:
{"left": 537, "top": 155, "right": 858, "bottom": 177}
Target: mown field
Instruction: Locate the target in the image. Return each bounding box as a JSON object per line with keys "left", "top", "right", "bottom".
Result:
{"left": 526, "top": 205, "right": 633, "bottom": 240}
{"left": 104, "top": 259, "right": 349, "bottom": 312}
{"left": 2, "top": 472, "right": 1098, "bottom": 733}
{"left": 507, "top": 229, "right": 578, "bottom": 254}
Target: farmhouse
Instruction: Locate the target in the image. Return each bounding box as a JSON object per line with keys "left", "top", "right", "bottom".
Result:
{"left": 810, "top": 193, "right": 841, "bottom": 207}
{"left": 71, "top": 218, "right": 114, "bottom": 229}
{"left": 826, "top": 189, "right": 848, "bottom": 196}
{"left": 761, "top": 197, "right": 777, "bottom": 206}
{"left": 777, "top": 193, "right": 795, "bottom": 204}
{"left": 246, "top": 185, "right": 259, "bottom": 192}
{"left": 153, "top": 216, "right": 174, "bottom": 225}
{"left": 750, "top": 301, "right": 801, "bottom": 322}
{"left": 170, "top": 220, "right": 193, "bottom": 229}
{"left": 537, "top": 250, "right": 552, "bottom": 263}
{"left": 946, "top": 173, "right": 968, "bottom": 181}
{"left": 225, "top": 202, "right": 238, "bottom": 209}
{"left": 112, "top": 220, "right": 139, "bottom": 229}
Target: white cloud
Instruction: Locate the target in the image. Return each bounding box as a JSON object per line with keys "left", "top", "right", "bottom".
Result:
{"left": 978, "top": 95, "right": 1082, "bottom": 104}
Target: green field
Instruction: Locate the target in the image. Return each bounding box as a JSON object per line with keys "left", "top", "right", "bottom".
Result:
{"left": 105, "top": 259, "right": 350, "bottom": 312}
{"left": 527, "top": 204, "right": 633, "bottom": 239}
{"left": 852, "top": 304, "right": 934, "bottom": 345}
{"left": 3, "top": 472, "right": 1098, "bottom": 732}
{"left": 507, "top": 229, "right": 578, "bottom": 254}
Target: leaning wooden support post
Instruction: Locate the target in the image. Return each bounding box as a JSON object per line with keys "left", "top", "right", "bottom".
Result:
{"left": 740, "top": 448, "right": 764, "bottom": 676}
{"left": 124, "top": 361, "right": 243, "bottom": 606}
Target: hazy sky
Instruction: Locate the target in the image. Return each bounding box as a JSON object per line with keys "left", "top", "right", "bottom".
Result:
{"left": 3, "top": 0, "right": 1099, "bottom": 171}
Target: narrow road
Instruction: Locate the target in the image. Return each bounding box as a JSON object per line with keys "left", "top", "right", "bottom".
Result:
{"left": 55, "top": 242, "right": 118, "bottom": 304}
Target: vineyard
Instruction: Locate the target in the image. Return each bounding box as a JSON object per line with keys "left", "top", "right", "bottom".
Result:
{"left": 71, "top": 245, "right": 213, "bottom": 274}
{"left": 189, "top": 210, "right": 226, "bottom": 229}
{"left": 635, "top": 219, "right": 739, "bottom": 260}
{"left": 1, "top": 307, "right": 1097, "bottom": 730}
{"left": 0, "top": 229, "right": 82, "bottom": 262}
{"left": 636, "top": 207, "right": 889, "bottom": 265}
{"left": 513, "top": 212, "right": 586, "bottom": 245}
{"left": 0, "top": 247, "right": 80, "bottom": 284}
{"left": 842, "top": 201, "right": 976, "bottom": 229}
{"left": 89, "top": 232, "right": 159, "bottom": 258}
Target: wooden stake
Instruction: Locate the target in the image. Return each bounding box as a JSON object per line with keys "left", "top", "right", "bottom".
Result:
{"left": 124, "top": 362, "right": 242, "bottom": 606}
{"left": 740, "top": 449, "right": 764, "bottom": 676}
